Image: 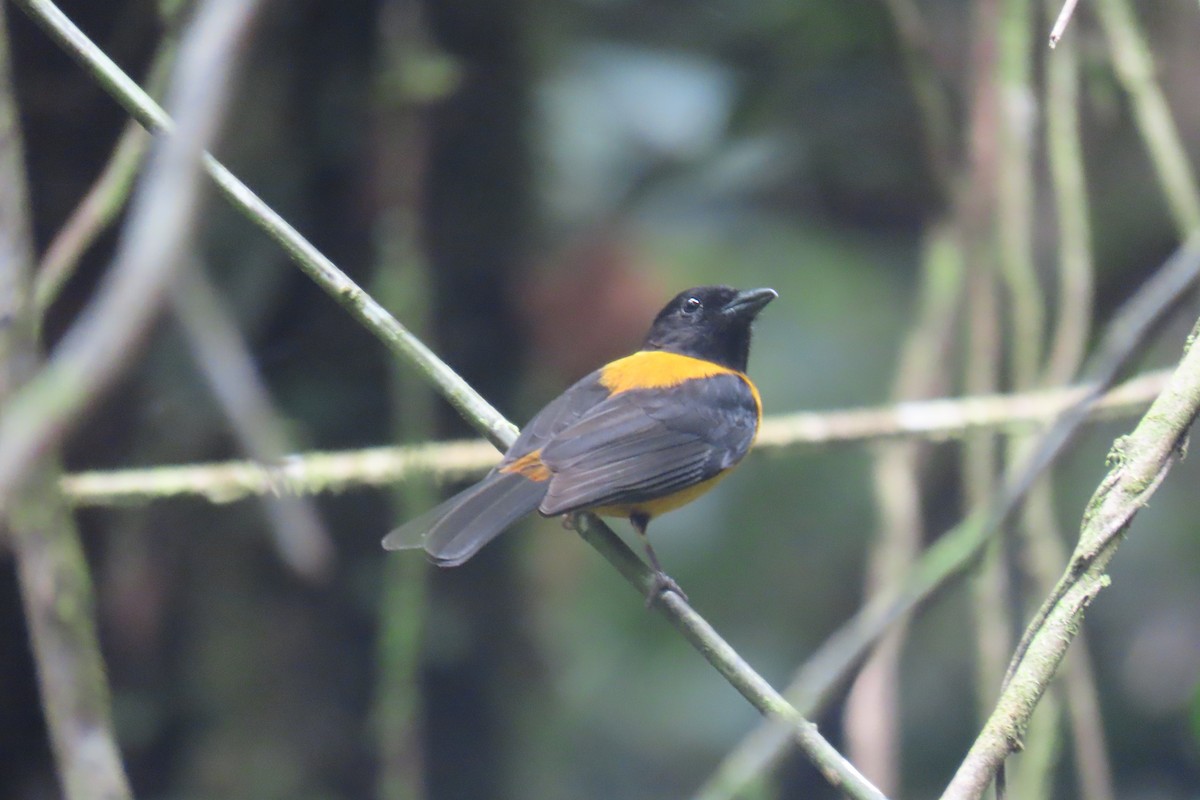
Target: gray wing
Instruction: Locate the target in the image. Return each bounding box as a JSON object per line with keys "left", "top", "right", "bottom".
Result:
{"left": 537, "top": 373, "right": 759, "bottom": 516}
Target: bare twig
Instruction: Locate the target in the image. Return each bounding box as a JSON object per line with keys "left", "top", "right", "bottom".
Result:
{"left": 997, "top": 0, "right": 1040, "bottom": 391}
{"left": 942, "top": 315, "right": 1200, "bottom": 799}
{"left": 995, "top": 0, "right": 1058, "bottom": 791}
{"left": 577, "top": 505, "right": 888, "bottom": 798}
{"left": 36, "top": 120, "right": 150, "bottom": 314}
{"left": 1048, "top": 0, "right": 1082, "bottom": 47}
{"left": 960, "top": 0, "right": 1012, "bottom": 751}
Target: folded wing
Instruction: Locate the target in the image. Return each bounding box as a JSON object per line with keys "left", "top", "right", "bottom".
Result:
{"left": 538, "top": 374, "right": 759, "bottom": 516}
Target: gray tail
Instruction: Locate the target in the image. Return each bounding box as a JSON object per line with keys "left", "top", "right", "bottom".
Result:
{"left": 382, "top": 472, "right": 548, "bottom": 567}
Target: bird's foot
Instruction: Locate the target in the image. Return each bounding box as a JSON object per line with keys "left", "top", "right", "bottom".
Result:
{"left": 645, "top": 570, "right": 688, "bottom": 608}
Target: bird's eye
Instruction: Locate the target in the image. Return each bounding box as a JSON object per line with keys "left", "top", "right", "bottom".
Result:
{"left": 682, "top": 297, "right": 702, "bottom": 314}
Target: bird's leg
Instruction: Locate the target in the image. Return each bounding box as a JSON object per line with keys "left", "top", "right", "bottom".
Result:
{"left": 630, "top": 512, "right": 687, "bottom": 606}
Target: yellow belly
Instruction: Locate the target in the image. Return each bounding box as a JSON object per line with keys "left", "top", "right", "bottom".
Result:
{"left": 592, "top": 469, "right": 731, "bottom": 520}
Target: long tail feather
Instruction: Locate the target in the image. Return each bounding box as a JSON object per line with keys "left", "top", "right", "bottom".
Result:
{"left": 382, "top": 472, "right": 547, "bottom": 567}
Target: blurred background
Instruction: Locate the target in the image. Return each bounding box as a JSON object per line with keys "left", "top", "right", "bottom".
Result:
{"left": 4, "top": 0, "right": 1200, "bottom": 798}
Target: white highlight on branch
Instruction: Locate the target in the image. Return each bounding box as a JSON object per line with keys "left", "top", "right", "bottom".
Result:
{"left": 1049, "top": 0, "right": 1082, "bottom": 48}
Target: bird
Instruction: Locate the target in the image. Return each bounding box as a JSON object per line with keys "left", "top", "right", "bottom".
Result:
{"left": 383, "top": 285, "right": 776, "bottom": 602}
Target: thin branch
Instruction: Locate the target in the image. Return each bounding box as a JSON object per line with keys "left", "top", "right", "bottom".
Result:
{"left": 62, "top": 438, "right": 496, "bottom": 505}
{"left": 15, "top": 4, "right": 887, "bottom": 796}
{"left": 957, "top": 0, "right": 1011, "bottom": 737}
{"left": 942, "top": 315, "right": 1200, "bottom": 799}
{"left": 35, "top": 120, "right": 149, "bottom": 314}
{"left": 10, "top": 0, "right": 517, "bottom": 452}
{"left": 846, "top": 223, "right": 963, "bottom": 793}
{"left": 27, "top": 5, "right": 330, "bottom": 580}
{"left": 576, "top": 508, "right": 885, "bottom": 800}
{"left": 1060, "top": 641, "right": 1116, "bottom": 800}
{"left": 0, "top": 0, "right": 263, "bottom": 505}
{"left": 964, "top": 261, "right": 1008, "bottom": 722}
{"left": 58, "top": 369, "right": 1171, "bottom": 508}
{"left": 758, "top": 368, "right": 1166, "bottom": 447}
{"left": 846, "top": 2, "right": 962, "bottom": 779}
{"left": 996, "top": 1, "right": 1062, "bottom": 792}
{"left": 1048, "top": 0, "right": 1082, "bottom": 47}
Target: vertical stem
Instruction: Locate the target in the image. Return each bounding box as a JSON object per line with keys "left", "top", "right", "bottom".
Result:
{"left": 996, "top": 0, "right": 1042, "bottom": 390}
{"left": 1094, "top": 0, "right": 1200, "bottom": 235}
{"left": 1032, "top": 11, "right": 1114, "bottom": 799}
{"left": 847, "top": 223, "right": 964, "bottom": 792}
{"left": 9, "top": 467, "right": 134, "bottom": 800}
{"left": 845, "top": 0, "right": 964, "bottom": 786}
{"left": 1042, "top": 24, "right": 1093, "bottom": 387}
{"left": 966, "top": 263, "right": 1009, "bottom": 711}
{"left": 996, "top": 0, "right": 1072, "bottom": 791}
{"left": 959, "top": 0, "right": 1010, "bottom": 728}
{"left": 0, "top": 6, "right": 132, "bottom": 799}
{"left": 369, "top": 3, "right": 451, "bottom": 797}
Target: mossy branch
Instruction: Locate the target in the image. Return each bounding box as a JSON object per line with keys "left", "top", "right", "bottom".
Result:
{"left": 59, "top": 369, "right": 1169, "bottom": 508}
{"left": 942, "top": 315, "right": 1200, "bottom": 798}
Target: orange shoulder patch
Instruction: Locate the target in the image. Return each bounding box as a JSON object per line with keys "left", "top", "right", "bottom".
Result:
{"left": 597, "top": 351, "right": 738, "bottom": 396}
{"left": 499, "top": 449, "right": 552, "bottom": 482}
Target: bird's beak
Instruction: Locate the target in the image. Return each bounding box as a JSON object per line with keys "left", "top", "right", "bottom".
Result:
{"left": 722, "top": 287, "right": 778, "bottom": 319}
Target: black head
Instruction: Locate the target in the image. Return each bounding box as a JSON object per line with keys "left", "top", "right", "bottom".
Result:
{"left": 642, "top": 285, "right": 777, "bottom": 371}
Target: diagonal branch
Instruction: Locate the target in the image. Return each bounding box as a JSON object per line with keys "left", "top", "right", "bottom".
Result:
{"left": 9, "top": 0, "right": 516, "bottom": 453}
{"left": 12, "top": 3, "right": 887, "bottom": 796}
{"left": 171, "top": 264, "right": 334, "bottom": 579}
{"left": 1048, "top": 0, "right": 1082, "bottom": 47}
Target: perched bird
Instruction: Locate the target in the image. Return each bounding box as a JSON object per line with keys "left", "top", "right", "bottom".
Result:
{"left": 384, "top": 285, "right": 776, "bottom": 600}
